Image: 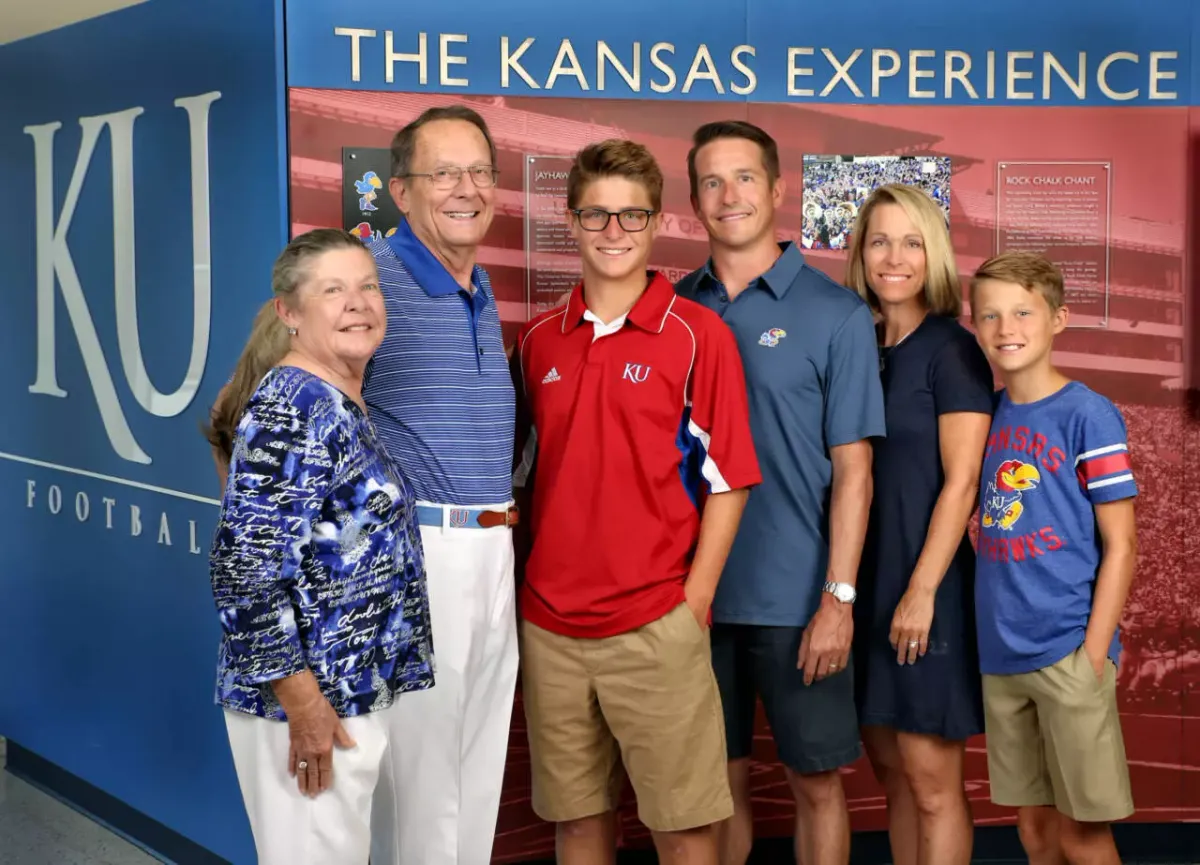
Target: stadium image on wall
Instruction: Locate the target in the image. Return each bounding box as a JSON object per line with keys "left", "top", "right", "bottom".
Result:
{"left": 801, "top": 155, "right": 952, "bottom": 251}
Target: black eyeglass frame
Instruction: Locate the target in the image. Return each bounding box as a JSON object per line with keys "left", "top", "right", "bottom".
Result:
{"left": 570, "top": 207, "right": 657, "bottom": 232}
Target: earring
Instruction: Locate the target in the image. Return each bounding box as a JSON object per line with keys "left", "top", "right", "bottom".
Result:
{"left": 288, "top": 327, "right": 297, "bottom": 336}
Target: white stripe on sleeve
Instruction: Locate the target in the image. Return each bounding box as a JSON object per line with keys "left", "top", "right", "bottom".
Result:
{"left": 687, "top": 417, "right": 730, "bottom": 494}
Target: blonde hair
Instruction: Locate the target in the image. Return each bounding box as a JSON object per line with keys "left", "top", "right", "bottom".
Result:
{"left": 202, "top": 228, "right": 374, "bottom": 464}
{"left": 844, "top": 183, "right": 961, "bottom": 317}
{"left": 201, "top": 298, "right": 290, "bottom": 463}
{"left": 970, "top": 251, "right": 1065, "bottom": 312}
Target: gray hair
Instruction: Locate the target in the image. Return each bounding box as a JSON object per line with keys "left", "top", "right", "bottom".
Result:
{"left": 271, "top": 228, "right": 370, "bottom": 306}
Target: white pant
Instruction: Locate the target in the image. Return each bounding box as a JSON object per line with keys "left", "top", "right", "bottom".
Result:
{"left": 225, "top": 705, "right": 394, "bottom": 865}
{"left": 369, "top": 506, "right": 520, "bottom": 865}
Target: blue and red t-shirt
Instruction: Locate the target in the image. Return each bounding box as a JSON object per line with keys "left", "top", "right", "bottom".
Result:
{"left": 975, "top": 381, "right": 1138, "bottom": 675}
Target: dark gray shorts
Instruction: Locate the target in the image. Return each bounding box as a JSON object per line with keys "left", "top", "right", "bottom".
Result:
{"left": 711, "top": 623, "right": 862, "bottom": 775}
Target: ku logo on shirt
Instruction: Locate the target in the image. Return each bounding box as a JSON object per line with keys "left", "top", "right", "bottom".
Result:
{"left": 982, "top": 459, "right": 1042, "bottom": 531}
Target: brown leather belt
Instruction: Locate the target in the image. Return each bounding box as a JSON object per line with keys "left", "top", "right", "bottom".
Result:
{"left": 470, "top": 506, "right": 520, "bottom": 528}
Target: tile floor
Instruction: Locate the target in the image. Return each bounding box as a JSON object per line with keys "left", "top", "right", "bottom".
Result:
{"left": 1, "top": 737, "right": 1194, "bottom": 864}
{"left": 0, "top": 739, "right": 161, "bottom": 865}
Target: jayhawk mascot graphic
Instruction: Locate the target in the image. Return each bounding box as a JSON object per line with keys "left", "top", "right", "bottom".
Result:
{"left": 355, "top": 170, "right": 383, "bottom": 212}
{"left": 982, "top": 459, "right": 1041, "bottom": 530}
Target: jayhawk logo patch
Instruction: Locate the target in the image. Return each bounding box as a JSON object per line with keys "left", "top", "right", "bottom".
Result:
{"left": 758, "top": 328, "right": 787, "bottom": 347}
{"left": 982, "top": 459, "right": 1041, "bottom": 531}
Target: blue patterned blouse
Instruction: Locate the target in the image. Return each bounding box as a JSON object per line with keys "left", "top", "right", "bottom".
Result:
{"left": 209, "top": 365, "right": 435, "bottom": 720}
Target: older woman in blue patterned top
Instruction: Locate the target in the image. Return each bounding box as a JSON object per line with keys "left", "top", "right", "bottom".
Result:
{"left": 209, "top": 228, "right": 434, "bottom": 865}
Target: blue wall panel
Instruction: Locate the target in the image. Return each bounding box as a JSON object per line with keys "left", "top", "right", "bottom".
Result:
{"left": 0, "top": 1, "right": 287, "bottom": 861}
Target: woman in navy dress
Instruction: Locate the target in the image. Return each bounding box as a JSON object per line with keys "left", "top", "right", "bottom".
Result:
{"left": 843, "top": 184, "right": 995, "bottom": 865}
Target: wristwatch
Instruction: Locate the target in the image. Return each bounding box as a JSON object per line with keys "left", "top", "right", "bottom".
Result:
{"left": 822, "top": 581, "right": 857, "bottom": 604}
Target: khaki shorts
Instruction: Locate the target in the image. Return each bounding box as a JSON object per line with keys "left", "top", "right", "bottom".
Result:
{"left": 520, "top": 602, "right": 733, "bottom": 832}
{"left": 983, "top": 645, "right": 1133, "bottom": 823}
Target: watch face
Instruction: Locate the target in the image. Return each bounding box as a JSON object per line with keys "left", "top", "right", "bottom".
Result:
{"left": 827, "top": 583, "right": 855, "bottom": 602}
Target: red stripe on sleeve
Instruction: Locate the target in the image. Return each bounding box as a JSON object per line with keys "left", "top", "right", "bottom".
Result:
{"left": 1080, "top": 451, "right": 1131, "bottom": 481}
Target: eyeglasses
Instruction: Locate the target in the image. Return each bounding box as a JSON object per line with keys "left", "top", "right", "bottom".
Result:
{"left": 402, "top": 165, "right": 499, "bottom": 190}
{"left": 572, "top": 208, "right": 656, "bottom": 232}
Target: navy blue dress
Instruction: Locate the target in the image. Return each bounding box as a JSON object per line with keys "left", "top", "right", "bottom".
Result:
{"left": 853, "top": 314, "right": 994, "bottom": 740}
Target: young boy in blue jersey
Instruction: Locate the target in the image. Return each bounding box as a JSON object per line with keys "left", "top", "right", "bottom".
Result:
{"left": 971, "top": 252, "right": 1138, "bottom": 865}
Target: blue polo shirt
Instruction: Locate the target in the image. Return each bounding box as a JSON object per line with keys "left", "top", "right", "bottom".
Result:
{"left": 363, "top": 221, "right": 515, "bottom": 506}
{"left": 676, "top": 242, "right": 886, "bottom": 627}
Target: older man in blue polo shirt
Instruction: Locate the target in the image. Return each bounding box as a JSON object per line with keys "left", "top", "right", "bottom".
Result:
{"left": 362, "top": 105, "right": 518, "bottom": 865}
{"left": 676, "top": 121, "right": 886, "bottom": 865}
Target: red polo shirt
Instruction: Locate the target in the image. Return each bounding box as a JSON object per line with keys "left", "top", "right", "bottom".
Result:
{"left": 513, "top": 272, "right": 761, "bottom": 638}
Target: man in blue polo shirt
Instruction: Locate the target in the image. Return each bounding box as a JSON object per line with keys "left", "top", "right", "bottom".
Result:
{"left": 676, "top": 121, "right": 886, "bottom": 865}
{"left": 362, "top": 105, "right": 517, "bottom": 865}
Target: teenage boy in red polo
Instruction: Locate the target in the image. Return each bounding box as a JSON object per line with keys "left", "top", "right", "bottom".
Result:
{"left": 511, "top": 139, "right": 761, "bottom": 864}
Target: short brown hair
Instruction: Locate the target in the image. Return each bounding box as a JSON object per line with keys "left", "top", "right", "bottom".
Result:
{"left": 390, "top": 104, "right": 497, "bottom": 178}
{"left": 686, "top": 120, "right": 780, "bottom": 199}
{"left": 844, "top": 183, "right": 961, "bottom": 317}
{"left": 566, "top": 139, "right": 663, "bottom": 212}
{"left": 970, "top": 252, "right": 1065, "bottom": 313}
